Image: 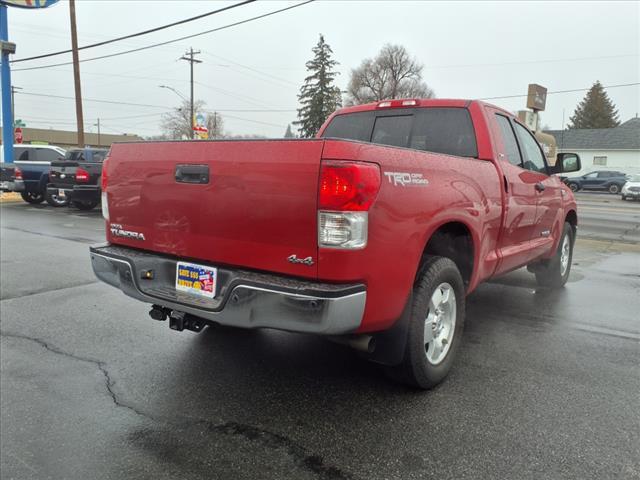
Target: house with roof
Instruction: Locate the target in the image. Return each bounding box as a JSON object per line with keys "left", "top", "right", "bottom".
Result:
{"left": 545, "top": 117, "right": 640, "bottom": 175}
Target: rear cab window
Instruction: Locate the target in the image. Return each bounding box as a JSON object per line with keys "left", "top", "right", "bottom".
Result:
{"left": 321, "top": 107, "right": 478, "bottom": 158}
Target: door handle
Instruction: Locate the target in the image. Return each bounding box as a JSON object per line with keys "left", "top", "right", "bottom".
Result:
{"left": 535, "top": 182, "right": 546, "bottom": 192}
{"left": 175, "top": 164, "right": 209, "bottom": 184}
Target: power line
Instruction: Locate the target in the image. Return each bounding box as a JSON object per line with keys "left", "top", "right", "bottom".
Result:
{"left": 479, "top": 82, "right": 640, "bottom": 101}
{"left": 15, "top": 91, "right": 171, "bottom": 109}
{"left": 12, "top": 1, "right": 315, "bottom": 72}
{"left": 428, "top": 53, "right": 639, "bottom": 70}
{"left": 10, "top": 0, "right": 256, "bottom": 64}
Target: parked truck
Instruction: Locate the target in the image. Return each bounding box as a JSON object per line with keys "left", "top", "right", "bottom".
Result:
{"left": 90, "top": 99, "right": 581, "bottom": 389}
{"left": 47, "top": 147, "right": 109, "bottom": 209}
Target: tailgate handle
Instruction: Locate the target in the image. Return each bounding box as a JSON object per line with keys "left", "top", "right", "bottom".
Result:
{"left": 175, "top": 164, "right": 209, "bottom": 184}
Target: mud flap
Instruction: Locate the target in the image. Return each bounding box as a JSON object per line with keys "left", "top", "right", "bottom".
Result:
{"left": 363, "top": 292, "right": 413, "bottom": 366}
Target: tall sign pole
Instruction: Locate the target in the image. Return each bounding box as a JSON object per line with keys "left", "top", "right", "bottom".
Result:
{"left": 0, "top": 4, "right": 15, "bottom": 163}
{"left": 180, "top": 47, "right": 201, "bottom": 139}
{"left": 68, "top": 0, "right": 84, "bottom": 147}
{"left": 0, "top": 1, "right": 60, "bottom": 162}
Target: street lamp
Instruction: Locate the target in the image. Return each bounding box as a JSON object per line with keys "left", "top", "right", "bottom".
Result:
{"left": 158, "top": 85, "right": 188, "bottom": 102}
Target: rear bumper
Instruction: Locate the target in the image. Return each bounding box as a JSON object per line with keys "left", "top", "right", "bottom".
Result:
{"left": 1, "top": 180, "right": 24, "bottom": 192}
{"left": 89, "top": 244, "right": 366, "bottom": 335}
{"left": 47, "top": 184, "right": 100, "bottom": 202}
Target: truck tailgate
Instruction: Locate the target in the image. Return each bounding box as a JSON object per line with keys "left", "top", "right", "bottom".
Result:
{"left": 106, "top": 140, "right": 324, "bottom": 279}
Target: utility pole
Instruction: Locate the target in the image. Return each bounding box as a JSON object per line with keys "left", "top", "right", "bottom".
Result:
{"left": 69, "top": 0, "right": 84, "bottom": 147}
{"left": 94, "top": 118, "right": 101, "bottom": 146}
{"left": 10, "top": 85, "right": 21, "bottom": 127}
{"left": 180, "top": 47, "right": 201, "bottom": 139}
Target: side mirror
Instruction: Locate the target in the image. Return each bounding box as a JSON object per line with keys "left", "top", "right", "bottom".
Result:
{"left": 550, "top": 153, "right": 581, "bottom": 174}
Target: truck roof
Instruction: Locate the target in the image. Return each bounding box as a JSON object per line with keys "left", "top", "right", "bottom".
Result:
{"left": 333, "top": 98, "right": 512, "bottom": 117}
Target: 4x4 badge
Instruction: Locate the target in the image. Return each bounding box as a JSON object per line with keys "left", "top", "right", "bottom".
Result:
{"left": 287, "top": 254, "right": 314, "bottom": 266}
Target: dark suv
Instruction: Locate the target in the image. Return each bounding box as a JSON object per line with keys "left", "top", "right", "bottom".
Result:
{"left": 564, "top": 170, "right": 628, "bottom": 194}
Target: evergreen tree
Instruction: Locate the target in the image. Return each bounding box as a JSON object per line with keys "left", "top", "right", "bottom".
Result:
{"left": 284, "top": 124, "right": 295, "bottom": 138}
{"left": 294, "top": 35, "right": 342, "bottom": 138}
{"left": 568, "top": 81, "right": 620, "bottom": 129}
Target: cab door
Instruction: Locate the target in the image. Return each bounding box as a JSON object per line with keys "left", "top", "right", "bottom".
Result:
{"left": 487, "top": 110, "right": 541, "bottom": 274}
{"left": 511, "top": 121, "right": 563, "bottom": 259}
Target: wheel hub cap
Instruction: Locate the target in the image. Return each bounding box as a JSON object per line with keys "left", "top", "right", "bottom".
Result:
{"left": 424, "top": 282, "right": 456, "bottom": 365}
{"left": 560, "top": 235, "right": 570, "bottom": 276}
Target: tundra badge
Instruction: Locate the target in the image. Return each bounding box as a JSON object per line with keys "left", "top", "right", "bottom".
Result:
{"left": 110, "top": 223, "right": 146, "bottom": 241}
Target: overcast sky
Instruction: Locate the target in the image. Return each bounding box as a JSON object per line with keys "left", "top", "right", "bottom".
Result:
{"left": 4, "top": 0, "right": 639, "bottom": 138}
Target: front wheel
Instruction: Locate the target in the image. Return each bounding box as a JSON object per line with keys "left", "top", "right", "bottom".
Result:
{"left": 46, "top": 191, "right": 69, "bottom": 207}
{"left": 608, "top": 184, "right": 621, "bottom": 194}
{"left": 71, "top": 200, "right": 99, "bottom": 211}
{"left": 567, "top": 182, "right": 579, "bottom": 192}
{"left": 535, "top": 222, "right": 574, "bottom": 288}
{"left": 20, "top": 191, "right": 44, "bottom": 204}
{"left": 388, "top": 256, "right": 465, "bottom": 390}
{"left": 621, "top": 195, "right": 627, "bottom": 201}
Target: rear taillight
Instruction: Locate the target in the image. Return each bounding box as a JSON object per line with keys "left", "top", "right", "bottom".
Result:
{"left": 14, "top": 167, "right": 23, "bottom": 180}
{"left": 75, "top": 167, "right": 90, "bottom": 183}
{"left": 318, "top": 161, "right": 380, "bottom": 249}
{"left": 319, "top": 161, "right": 380, "bottom": 211}
{"left": 101, "top": 157, "right": 109, "bottom": 191}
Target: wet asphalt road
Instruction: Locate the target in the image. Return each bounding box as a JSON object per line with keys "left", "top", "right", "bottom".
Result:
{"left": 1, "top": 197, "right": 639, "bottom": 480}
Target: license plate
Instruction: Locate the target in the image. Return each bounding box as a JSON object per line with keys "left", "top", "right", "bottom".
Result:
{"left": 175, "top": 261, "right": 217, "bottom": 299}
{"left": 0, "top": 181, "right": 8, "bottom": 190}
{"left": 58, "top": 189, "right": 66, "bottom": 198}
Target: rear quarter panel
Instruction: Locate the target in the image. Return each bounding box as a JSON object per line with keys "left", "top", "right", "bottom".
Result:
{"left": 319, "top": 140, "right": 503, "bottom": 333}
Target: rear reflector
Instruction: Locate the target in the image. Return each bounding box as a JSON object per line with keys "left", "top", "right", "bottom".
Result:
{"left": 318, "top": 211, "right": 368, "bottom": 249}
{"left": 319, "top": 161, "right": 380, "bottom": 211}
{"left": 76, "top": 167, "right": 90, "bottom": 183}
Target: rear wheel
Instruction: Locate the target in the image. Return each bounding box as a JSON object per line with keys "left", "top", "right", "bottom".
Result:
{"left": 608, "top": 184, "right": 621, "bottom": 194}
{"left": 388, "top": 256, "right": 465, "bottom": 390}
{"left": 534, "top": 222, "right": 574, "bottom": 288}
{"left": 71, "top": 200, "right": 99, "bottom": 211}
{"left": 45, "top": 191, "right": 69, "bottom": 207}
{"left": 20, "top": 191, "right": 44, "bottom": 204}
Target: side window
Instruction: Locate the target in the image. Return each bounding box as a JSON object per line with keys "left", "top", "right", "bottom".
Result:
{"left": 597, "top": 172, "right": 610, "bottom": 178}
{"left": 584, "top": 172, "right": 598, "bottom": 179}
{"left": 495, "top": 115, "right": 522, "bottom": 167}
{"left": 513, "top": 123, "right": 547, "bottom": 174}
{"left": 321, "top": 111, "right": 374, "bottom": 142}
{"left": 92, "top": 151, "right": 107, "bottom": 162}
{"left": 15, "top": 147, "right": 29, "bottom": 161}
{"left": 409, "top": 108, "right": 478, "bottom": 157}
{"left": 371, "top": 115, "right": 413, "bottom": 148}
{"left": 36, "top": 148, "right": 62, "bottom": 162}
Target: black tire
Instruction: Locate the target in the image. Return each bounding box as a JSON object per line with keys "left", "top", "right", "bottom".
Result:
{"left": 388, "top": 256, "right": 465, "bottom": 390}
{"left": 621, "top": 195, "right": 626, "bottom": 201}
{"left": 20, "top": 191, "right": 44, "bottom": 204}
{"left": 71, "top": 200, "right": 99, "bottom": 211}
{"left": 535, "top": 222, "right": 574, "bottom": 288}
{"left": 608, "top": 184, "right": 621, "bottom": 194}
{"left": 45, "top": 191, "right": 69, "bottom": 207}
{"left": 567, "top": 182, "right": 579, "bottom": 192}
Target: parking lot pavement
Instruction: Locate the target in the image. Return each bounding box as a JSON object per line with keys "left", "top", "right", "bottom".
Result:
{"left": 1, "top": 202, "right": 639, "bottom": 480}
{"left": 575, "top": 191, "right": 640, "bottom": 244}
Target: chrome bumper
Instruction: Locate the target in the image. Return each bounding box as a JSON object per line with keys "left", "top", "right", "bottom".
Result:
{"left": 89, "top": 244, "right": 366, "bottom": 335}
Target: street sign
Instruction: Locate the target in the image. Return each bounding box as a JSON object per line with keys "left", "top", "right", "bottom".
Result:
{"left": 0, "top": 0, "right": 59, "bottom": 8}
{"left": 526, "top": 84, "right": 547, "bottom": 111}
{"left": 14, "top": 126, "right": 22, "bottom": 143}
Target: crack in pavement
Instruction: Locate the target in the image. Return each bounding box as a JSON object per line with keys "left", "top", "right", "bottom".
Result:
{"left": 0, "top": 331, "right": 357, "bottom": 480}
{"left": 1, "top": 280, "right": 101, "bottom": 302}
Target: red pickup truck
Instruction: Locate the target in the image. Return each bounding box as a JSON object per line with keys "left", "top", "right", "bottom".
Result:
{"left": 90, "top": 98, "right": 581, "bottom": 389}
